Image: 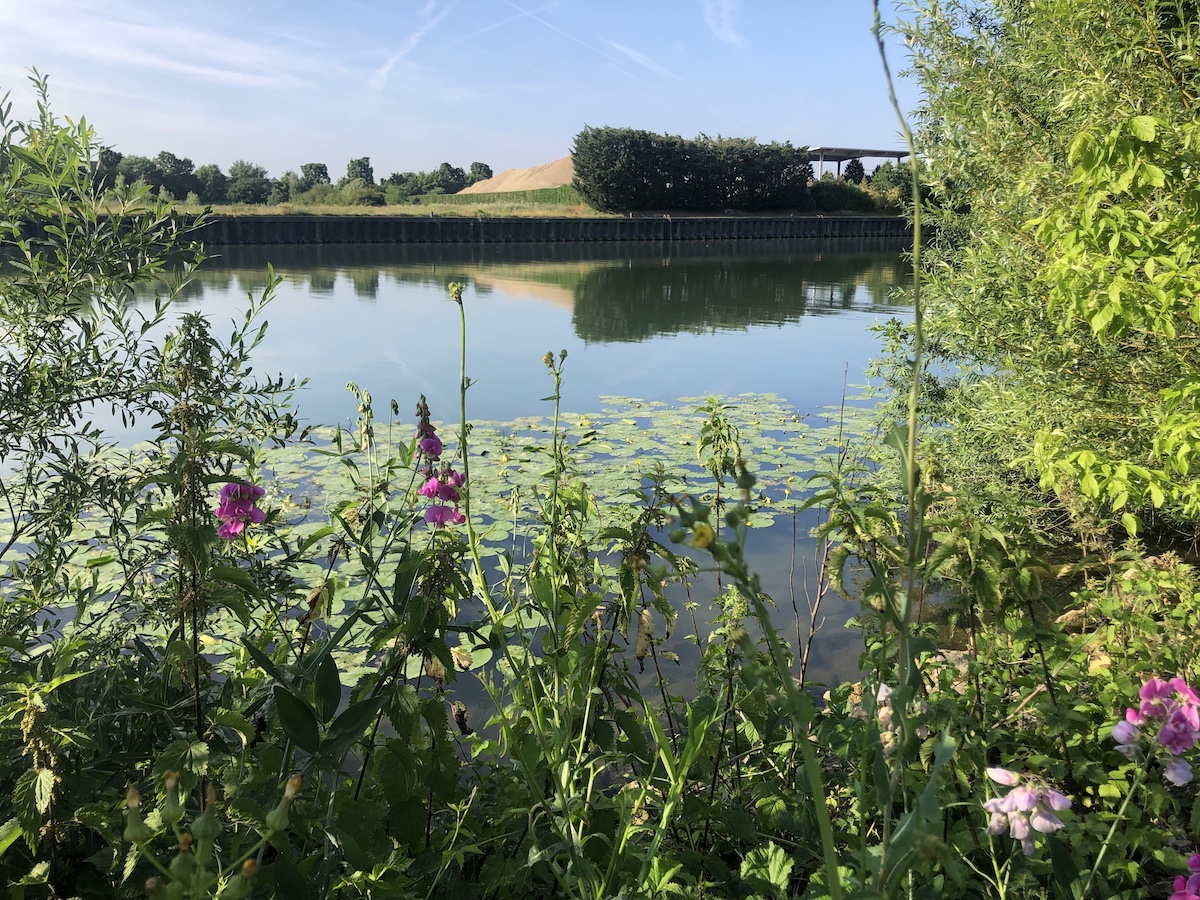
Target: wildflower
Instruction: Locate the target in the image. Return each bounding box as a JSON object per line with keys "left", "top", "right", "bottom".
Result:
{"left": 1113, "top": 675, "right": 1200, "bottom": 784}
{"left": 415, "top": 395, "right": 442, "bottom": 461}
{"left": 425, "top": 504, "right": 466, "bottom": 527}
{"left": 688, "top": 521, "right": 714, "bottom": 549}
{"left": 419, "top": 467, "right": 465, "bottom": 504}
{"left": 414, "top": 399, "right": 466, "bottom": 527}
{"left": 216, "top": 481, "right": 266, "bottom": 539}
{"left": 982, "top": 767, "right": 1070, "bottom": 856}
{"left": 1164, "top": 758, "right": 1194, "bottom": 787}
{"left": 1112, "top": 713, "right": 1142, "bottom": 757}
{"left": 1170, "top": 854, "right": 1200, "bottom": 900}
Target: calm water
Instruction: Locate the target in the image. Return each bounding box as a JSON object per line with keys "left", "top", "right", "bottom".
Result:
{"left": 141, "top": 239, "right": 912, "bottom": 687}
{"left": 168, "top": 240, "right": 910, "bottom": 427}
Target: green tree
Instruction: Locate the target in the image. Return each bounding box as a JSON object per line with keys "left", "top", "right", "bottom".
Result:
{"left": 299, "top": 161, "right": 331, "bottom": 192}
{"left": 116, "top": 153, "right": 160, "bottom": 190}
{"left": 268, "top": 170, "right": 300, "bottom": 205}
{"left": 153, "top": 150, "right": 197, "bottom": 200}
{"left": 572, "top": 126, "right": 812, "bottom": 211}
{"left": 193, "top": 163, "right": 228, "bottom": 203}
{"left": 226, "top": 159, "right": 271, "bottom": 204}
{"left": 429, "top": 162, "right": 466, "bottom": 194}
{"left": 345, "top": 156, "right": 374, "bottom": 185}
{"left": 842, "top": 158, "right": 865, "bottom": 184}
{"left": 899, "top": 0, "right": 1200, "bottom": 538}
{"left": 467, "top": 161, "right": 493, "bottom": 184}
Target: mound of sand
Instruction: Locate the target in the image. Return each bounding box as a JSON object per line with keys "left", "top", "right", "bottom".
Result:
{"left": 458, "top": 156, "right": 575, "bottom": 194}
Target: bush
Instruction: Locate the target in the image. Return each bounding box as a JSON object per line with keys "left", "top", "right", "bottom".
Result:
{"left": 809, "top": 179, "right": 877, "bottom": 211}
{"left": 571, "top": 126, "right": 813, "bottom": 212}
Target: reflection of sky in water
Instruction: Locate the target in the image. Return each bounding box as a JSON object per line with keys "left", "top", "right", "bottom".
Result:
{"left": 115, "top": 241, "right": 911, "bottom": 682}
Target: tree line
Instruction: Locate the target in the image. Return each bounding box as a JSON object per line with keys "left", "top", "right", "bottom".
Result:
{"left": 99, "top": 134, "right": 897, "bottom": 212}
{"left": 96, "top": 150, "right": 494, "bottom": 206}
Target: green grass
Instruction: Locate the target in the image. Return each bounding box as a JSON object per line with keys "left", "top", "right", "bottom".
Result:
{"left": 431, "top": 185, "right": 586, "bottom": 206}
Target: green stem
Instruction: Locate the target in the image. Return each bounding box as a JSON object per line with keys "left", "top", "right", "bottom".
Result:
{"left": 451, "top": 284, "right": 490, "bottom": 606}
{"left": 1082, "top": 764, "right": 1147, "bottom": 897}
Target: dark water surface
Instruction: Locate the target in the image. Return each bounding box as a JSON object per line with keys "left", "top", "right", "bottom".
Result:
{"left": 142, "top": 239, "right": 912, "bottom": 687}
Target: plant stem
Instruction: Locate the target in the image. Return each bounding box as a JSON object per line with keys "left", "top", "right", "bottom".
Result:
{"left": 1082, "top": 764, "right": 1147, "bottom": 897}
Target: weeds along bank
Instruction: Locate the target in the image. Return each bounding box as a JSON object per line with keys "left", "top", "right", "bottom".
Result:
{"left": 5, "top": 3, "right": 1200, "bottom": 896}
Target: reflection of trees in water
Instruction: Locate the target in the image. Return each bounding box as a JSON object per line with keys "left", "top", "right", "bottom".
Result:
{"left": 571, "top": 254, "right": 909, "bottom": 343}
{"left": 136, "top": 240, "right": 911, "bottom": 320}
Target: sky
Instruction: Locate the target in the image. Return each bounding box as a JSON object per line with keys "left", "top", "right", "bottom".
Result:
{"left": 0, "top": 1, "right": 920, "bottom": 180}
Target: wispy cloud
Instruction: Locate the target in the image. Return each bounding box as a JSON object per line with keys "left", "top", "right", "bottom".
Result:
{"left": 0, "top": 1, "right": 318, "bottom": 89}
{"left": 701, "top": 0, "right": 746, "bottom": 47}
{"left": 369, "top": 3, "right": 453, "bottom": 92}
{"left": 603, "top": 41, "right": 682, "bottom": 81}
{"left": 497, "top": 0, "right": 631, "bottom": 71}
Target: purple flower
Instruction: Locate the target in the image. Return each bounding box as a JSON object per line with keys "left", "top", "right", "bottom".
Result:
{"left": 424, "top": 504, "right": 465, "bottom": 527}
{"left": 216, "top": 482, "right": 266, "bottom": 539}
{"left": 1164, "top": 758, "right": 1194, "bottom": 786}
{"left": 415, "top": 394, "right": 443, "bottom": 461}
{"left": 1172, "top": 872, "right": 1200, "bottom": 900}
{"left": 1112, "top": 716, "right": 1142, "bottom": 757}
{"left": 418, "top": 433, "right": 443, "bottom": 460}
{"left": 1160, "top": 710, "right": 1199, "bottom": 755}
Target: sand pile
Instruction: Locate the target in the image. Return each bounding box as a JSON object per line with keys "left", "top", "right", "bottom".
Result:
{"left": 458, "top": 156, "right": 574, "bottom": 194}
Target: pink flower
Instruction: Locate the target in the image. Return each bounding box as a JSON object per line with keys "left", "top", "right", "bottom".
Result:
{"left": 986, "top": 767, "right": 1020, "bottom": 786}
{"left": 1116, "top": 677, "right": 1200, "bottom": 767}
{"left": 981, "top": 768, "right": 1070, "bottom": 856}
{"left": 216, "top": 482, "right": 266, "bottom": 539}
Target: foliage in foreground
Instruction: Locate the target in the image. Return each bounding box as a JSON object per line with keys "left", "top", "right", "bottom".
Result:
{"left": 886, "top": 0, "right": 1200, "bottom": 548}
{"left": 3, "top": 12, "right": 1200, "bottom": 897}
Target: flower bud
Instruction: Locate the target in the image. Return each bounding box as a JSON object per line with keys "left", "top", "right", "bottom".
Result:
{"left": 124, "top": 785, "right": 152, "bottom": 844}
{"left": 190, "top": 785, "right": 221, "bottom": 865}
{"left": 161, "top": 771, "right": 183, "bottom": 825}
{"left": 266, "top": 775, "right": 300, "bottom": 833}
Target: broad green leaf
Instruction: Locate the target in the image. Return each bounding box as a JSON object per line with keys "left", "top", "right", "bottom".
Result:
{"left": 273, "top": 684, "right": 321, "bottom": 753}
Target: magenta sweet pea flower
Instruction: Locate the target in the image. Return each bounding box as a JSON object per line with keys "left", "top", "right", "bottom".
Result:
{"left": 1160, "top": 711, "right": 1199, "bottom": 755}
{"left": 1171, "top": 870, "right": 1200, "bottom": 900}
{"left": 216, "top": 481, "right": 266, "bottom": 539}
{"left": 1117, "top": 676, "right": 1200, "bottom": 785}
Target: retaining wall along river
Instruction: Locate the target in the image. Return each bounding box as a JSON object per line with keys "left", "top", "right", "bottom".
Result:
{"left": 192, "top": 215, "right": 910, "bottom": 245}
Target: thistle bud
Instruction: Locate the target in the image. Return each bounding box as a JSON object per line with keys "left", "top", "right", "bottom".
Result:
{"left": 161, "top": 771, "right": 183, "bottom": 825}
{"left": 124, "top": 784, "right": 152, "bottom": 844}
{"left": 266, "top": 774, "right": 301, "bottom": 833}
{"left": 190, "top": 785, "right": 221, "bottom": 865}
{"left": 221, "top": 859, "right": 259, "bottom": 900}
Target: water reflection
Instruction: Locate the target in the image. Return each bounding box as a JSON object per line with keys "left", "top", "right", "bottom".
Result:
{"left": 181, "top": 240, "right": 910, "bottom": 344}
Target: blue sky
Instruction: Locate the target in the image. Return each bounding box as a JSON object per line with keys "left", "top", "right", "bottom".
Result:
{"left": 0, "top": 1, "right": 918, "bottom": 179}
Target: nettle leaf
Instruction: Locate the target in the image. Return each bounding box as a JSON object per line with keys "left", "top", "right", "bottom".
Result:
{"left": 739, "top": 841, "right": 794, "bottom": 898}
{"left": 33, "top": 770, "right": 54, "bottom": 815}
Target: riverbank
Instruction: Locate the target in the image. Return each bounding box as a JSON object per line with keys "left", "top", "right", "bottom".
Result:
{"left": 191, "top": 214, "right": 911, "bottom": 244}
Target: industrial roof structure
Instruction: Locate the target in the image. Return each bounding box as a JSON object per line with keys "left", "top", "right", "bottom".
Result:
{"left": 809, "top": 146, "right": 911, "bottom": 177}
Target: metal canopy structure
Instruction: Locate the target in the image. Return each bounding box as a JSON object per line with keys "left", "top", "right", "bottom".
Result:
{"left": 809, "top": 146, "right": 911, "bottom": 178}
